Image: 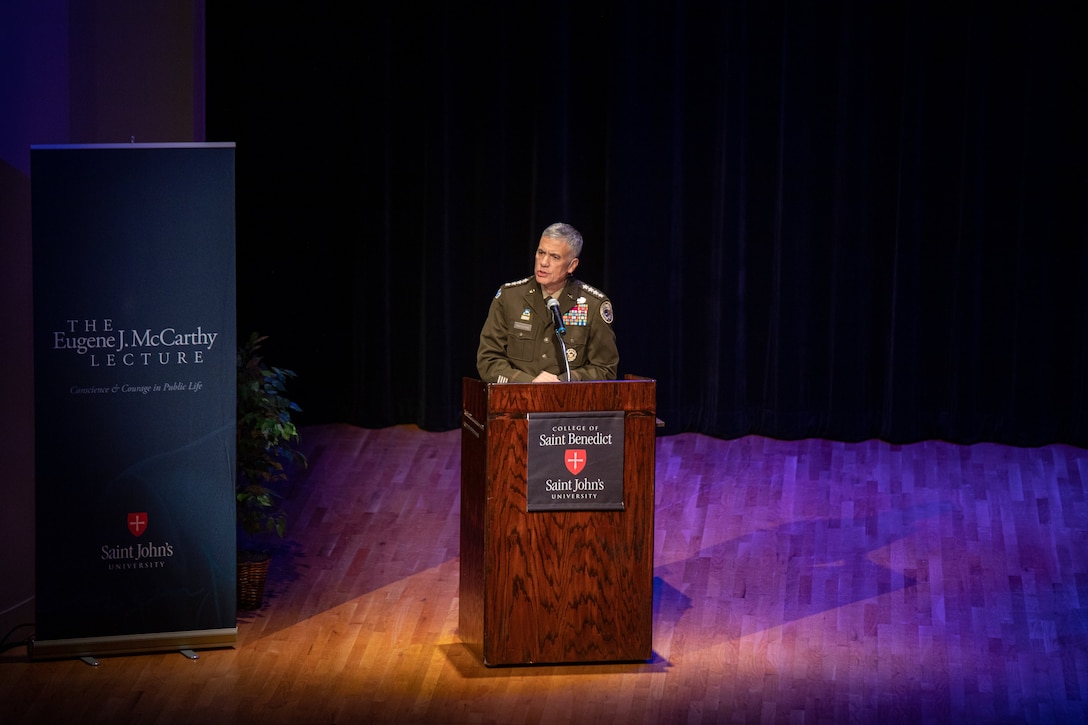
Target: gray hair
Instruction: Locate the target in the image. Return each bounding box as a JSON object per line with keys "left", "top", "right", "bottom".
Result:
{"left": 542, "top": 222, "right": 583, "bottom": 258}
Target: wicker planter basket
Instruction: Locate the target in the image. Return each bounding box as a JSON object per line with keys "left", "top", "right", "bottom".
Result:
{"left": 237, "top": 551, "right": 272, "bottom": 611}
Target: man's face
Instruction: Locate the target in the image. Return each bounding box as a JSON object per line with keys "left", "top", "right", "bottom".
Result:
{"left": 534, "top": 236, "right": 579, "bottom": 294}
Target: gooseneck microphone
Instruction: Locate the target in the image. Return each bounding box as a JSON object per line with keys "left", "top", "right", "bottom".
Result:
{"left": 546, "top": 297, "right": 566, "bottom": 334}
{"left": 545, "top": 297, "right": 572, "bottom": 381}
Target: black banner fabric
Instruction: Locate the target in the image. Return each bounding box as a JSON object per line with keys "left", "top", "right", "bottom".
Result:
{"left": 526, "top": 411, "right": 625, "bottom": 511}
{"left": 31, "top": 144, "right": 237, "bottom": 654}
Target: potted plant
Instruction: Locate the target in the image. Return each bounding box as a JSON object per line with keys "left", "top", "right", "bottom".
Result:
{"left": 235, "top": 332, "right": 306, "bottom": 610}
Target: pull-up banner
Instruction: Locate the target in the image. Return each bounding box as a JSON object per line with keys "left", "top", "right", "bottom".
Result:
{"left": 31, "top": 143, "right": 237, "bottom": 659}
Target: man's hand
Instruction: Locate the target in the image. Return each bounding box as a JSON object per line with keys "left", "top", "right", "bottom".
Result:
{"left": 532, "top": 371, "right": 563, "bottom": 383}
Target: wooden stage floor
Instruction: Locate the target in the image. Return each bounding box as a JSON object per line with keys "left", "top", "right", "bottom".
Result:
{"left": 3, "top": 424, "right": 1086, "bottom": 723}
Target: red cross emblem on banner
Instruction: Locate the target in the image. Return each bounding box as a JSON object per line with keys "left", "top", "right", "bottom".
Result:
{"left": 128, "top": 512, "right": 149, "bottom": 537}
{"left": 565, "top": 449, "right": 587, "bottom": 475}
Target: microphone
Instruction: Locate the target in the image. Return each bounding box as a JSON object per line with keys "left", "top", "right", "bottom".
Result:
{"left": 545, "top": 297, "right": 571, "bottom": 381}
{"left": 546, "top": 297, "right": 566, "bottom": 334}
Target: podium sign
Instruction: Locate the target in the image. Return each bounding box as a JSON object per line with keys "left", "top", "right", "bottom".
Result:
{"left": 460, "top": 377, "right": 656, "bottom": 665}
{"left": 526, "top": 411, "right": 624, "bottom": 511}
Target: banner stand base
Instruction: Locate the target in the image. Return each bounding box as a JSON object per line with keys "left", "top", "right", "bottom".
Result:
{"left": 77, "top": 647, "right": 201, "bottom": 666}
{"left": 30, "top": 627, "right": 237, "bottom": 661}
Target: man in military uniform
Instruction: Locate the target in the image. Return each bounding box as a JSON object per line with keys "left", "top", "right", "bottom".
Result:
{"left": 477, "top": 222, "right": 618, "bottom": 383}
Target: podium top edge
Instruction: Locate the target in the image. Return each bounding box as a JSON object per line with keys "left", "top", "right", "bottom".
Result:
{"left": 31, "top": 142, "right": 237, "bottom": 150}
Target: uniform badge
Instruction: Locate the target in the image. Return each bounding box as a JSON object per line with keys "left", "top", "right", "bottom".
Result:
{"left": 521, "top": 308, "right": 532, "bottom": 321}
{"left": 600, "top": 301, "right": 614, "bottom": 324}
{"left": 566, "top": 347, "right": 578, "bottom": 362}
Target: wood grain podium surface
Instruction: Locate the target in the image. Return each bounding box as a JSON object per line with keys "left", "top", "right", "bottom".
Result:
{"left": 459, "top": 378, "right": 656, "bottom": 665}
{"left": 2, "top": 424, "right": 1085, "bottom": 723}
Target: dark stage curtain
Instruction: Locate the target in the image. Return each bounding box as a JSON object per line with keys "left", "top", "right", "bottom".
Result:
{"left": 208, "top": 2, "right": 1088, "bottom": 447}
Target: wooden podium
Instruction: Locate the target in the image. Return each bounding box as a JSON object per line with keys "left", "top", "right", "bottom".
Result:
{"left": 459, "top": 376, "right": 656, "bottom": 666}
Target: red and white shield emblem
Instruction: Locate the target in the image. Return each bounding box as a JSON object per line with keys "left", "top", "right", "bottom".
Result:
{"left": 565, "top": 449, "right": 587, "bottom": 475}
{"left": 127, "top": 512, "right": 149, "bottom": 537}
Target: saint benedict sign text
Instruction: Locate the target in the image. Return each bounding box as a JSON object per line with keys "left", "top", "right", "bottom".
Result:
{"left": 526, "top": 411, "right": 625, "bottom": 511}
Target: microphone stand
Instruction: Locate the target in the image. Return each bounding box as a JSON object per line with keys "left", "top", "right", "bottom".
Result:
{"left": 547, "top": 298, "right": 572, "bottom": 382}
{"left": 554, "top": 326, "right": 571, "bottom": 382}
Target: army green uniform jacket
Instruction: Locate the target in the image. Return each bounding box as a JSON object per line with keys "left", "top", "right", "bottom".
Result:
{"left": 477, "top": 276, "right": 618, "bottom": 383}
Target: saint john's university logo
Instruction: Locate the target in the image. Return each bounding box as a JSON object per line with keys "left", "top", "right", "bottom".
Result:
{"left": 128, "top": 512, "right": 149, "bottom": 537}
{"left": 565, "top": 449, "right": 587, "bottom": 475}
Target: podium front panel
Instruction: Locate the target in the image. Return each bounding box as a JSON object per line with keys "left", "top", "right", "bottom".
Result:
{"left": 459, "top": 378, "right": 655, "bottom": 665}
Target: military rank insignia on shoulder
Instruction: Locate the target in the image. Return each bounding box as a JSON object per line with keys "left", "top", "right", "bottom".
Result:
{"left": 495, "top": 276, "right": 533, "bottom": 298}
{"left": 579, "top": 282, "right": 607, "bottom": 300}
